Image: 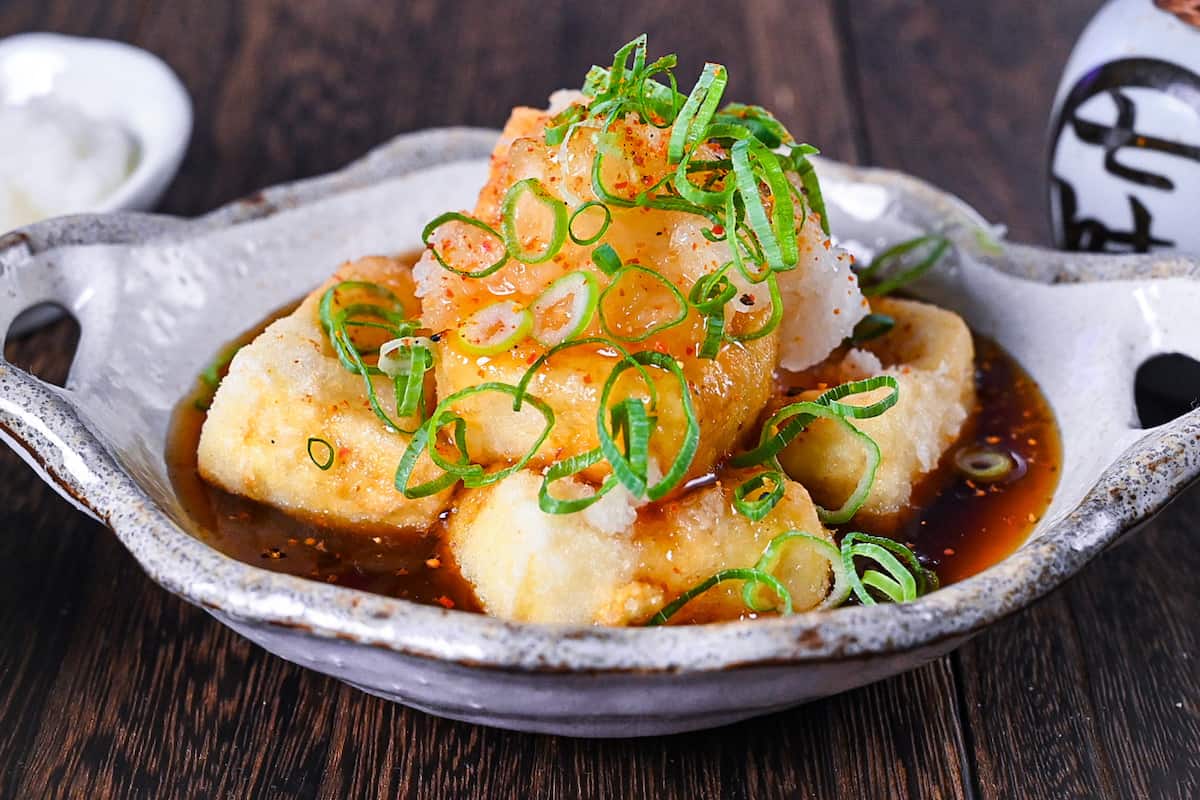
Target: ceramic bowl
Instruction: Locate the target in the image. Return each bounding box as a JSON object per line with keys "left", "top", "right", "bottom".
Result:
{"left": 1, "top": 128, "right": 1198, "bottom": 737}
{"left": 0, "top": 32, "right": 192, "bottom": 333}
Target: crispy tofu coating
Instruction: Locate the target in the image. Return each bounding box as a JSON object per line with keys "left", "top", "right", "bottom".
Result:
{"left": 778, "top": 297, "right": 975, "bottom": 523}
{"left": 197, "top": 256, "right": 453, "bottom": 532}
{"left": 447, "top": 468, "right": 834, "bottom": 625}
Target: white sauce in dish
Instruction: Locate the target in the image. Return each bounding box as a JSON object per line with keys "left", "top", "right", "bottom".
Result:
{"left": 0, "top": 97, "right": 137, "bottom": 231}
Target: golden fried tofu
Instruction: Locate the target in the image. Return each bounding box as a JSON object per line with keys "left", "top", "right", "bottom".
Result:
{"left": 447, "top": 469, "right": 834, "bottom": 625}
{"left": 779, "top": 297, "right": 975, "bottom": 523}
{"left": 197, "top": 256, "right": 453, "bottom": 532}
{"left": 415, "top": 103, "right": 780, "bottom": 485}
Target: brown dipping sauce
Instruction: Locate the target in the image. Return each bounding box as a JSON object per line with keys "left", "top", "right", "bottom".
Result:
{"left": 779, "top": 337, "right": 1062, "bottom": 585}
{"left": 166, "top": 312, "right": 1060, "bottom": 616}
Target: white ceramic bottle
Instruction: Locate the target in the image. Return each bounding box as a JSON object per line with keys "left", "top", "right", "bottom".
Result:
{"left": 1048, "top": 0, "right": 1200, "bottom": 254}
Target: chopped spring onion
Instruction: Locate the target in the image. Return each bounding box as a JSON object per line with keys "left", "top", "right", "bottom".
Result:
{"left": 731, "top": 376, "right": 898, "bottom": 468}
{"left": 782, "top": 403, "right": 882, "bottom": 525}
{"left": 538, "top": 448, "right": 621, "bottom": 514}
{"left": 857, "top": 234, "right": 951, "bottom": 297}
{"left": 512, "top": 336, "right": 657, "bottom": 413}
{"left": 646, "top": 568, "right": 791, "bottom": 626}
{"left": 568, "top": 201, "right": 612, "bottom": 245}
{"left": 689, "top": 266, "right": 736, "bottom": 358}
{"left": 455, "top": 301, "right": 533, "bottom": 355}
{"left": 743, "top": 530, "right": 850, "bottom": 612}
{"left": 667, "top": 62, "right": 728, "bottom": 164}
{"left": 732, "top": 470, "right": 785, "bottom": 522}
{"left": 598, "top": 264, "right": 688, "bottom": 343}
{"left": 319, "top": 281, "right": 428, "bottom": 433}
{"left": 307, "top": 437, "right": 335, "bottom": 471}
{"left": 378, "top": 337, "right": 435, "bottom": 418}
{"left": 814, "top": 374, "right": 900, "bottom": 420}
{"left": 591, "top": 243, "right": 622, "bottom": 275}
{"left": 789, "top": 144, "right": 829, "bottom": 236}
{"left": 725, "top": 272, "right": 783, "bottom": 343}
{"left": 850, "top": 313, "right": 895, "bottom": 345}
{"left": 597, "top": 350, "right": 699, "bottom": 501}
{"left": 501, "top": 178, "right": 569, "bottom": 264}
{"left": 377, "top": 337, "right": 436, "bottom": 378}
{"left": 954, "top": 444, "right": 1019, "bottom": 483}
{"left": 395, "top": 382, "right": 555, "bottom": 498}
{"left": 529, "top": 270, "right": 599, "bottom": 347}
{"left": 647, "top": 528, "right": 932, "bottom": 625}
{"left": 422, "top": 212, "right": 509, "bottom": 278}
{"left": 841, "top": 532, "right": 938, "bottom": 605}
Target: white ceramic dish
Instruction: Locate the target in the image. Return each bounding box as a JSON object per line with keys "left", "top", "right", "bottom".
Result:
{"left": 1, "top": 128, "right": 1198, "bottom": 737}
{"left": 0, "top": 32, "right": 191, "bottom": 332}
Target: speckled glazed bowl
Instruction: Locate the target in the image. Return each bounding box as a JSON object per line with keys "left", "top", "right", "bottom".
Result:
{"left": 2, "top": 128, "right": 1198, "bottom": 737}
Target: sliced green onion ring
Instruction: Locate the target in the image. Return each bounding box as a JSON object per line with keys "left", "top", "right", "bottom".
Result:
{"left": 667, "top": 62, "right": 728, "bottom": 164}
{"left": 307, "top": 437, "right": 335, "bottom": 471}
{"left": 858, "top": 234, "right": 951, "bottom": 297}
{"left": 646, "top": 568, "right": 791, "bottom": 626}
{"left": 512, "top": 336, "right": 657, "bottom": 413}
{"left": 591, "top": 243, "right": 622, "bottom": 275}
{"left": 455, "top": 301, "right": 533, "bottom": 355}
{"left": 732, "top": 401, "right": 881, "bottom": 524}
{"left": 688, "top": 266, "right": 737, "bottom": 314}
{"left": 501, "top": 178, "right": 569, "bottom": 264}
{"left": 530, "top": 270, "right": 599, "bottom": 347}
{"left": 538, "top": 449, "right": 621, "bottom": 514}
{"left": 814, "top": 375, "right": 900, "bottom": 420}
{"left": 790, "top": 144, "right": 830, "bottom": 236}
{"left": 568, "top": 201, "right": 612, "bottom": 245}
{"left": 840, "top": 532, "right": 931, "bottom": 606}
{"left": 732, "top": 470, "right": 785, "bottom": 522}
{"left": 598, "top": 264, "right": 688, "bottom": 343}
{"left": 726, "top": 273, "right": 783, "bottom": 343}
{"left": 953, "top": 445, "right": 1018, "bottom": 483}
{"left": 742, "top": 530, "right": 851, "bottom": 612}
{"left": 422, "top": 212, "right": 509, "bottom": 278}
{"left": 395, "top": 382, "right": 555, "bottom": 498}
{"left": 597, "top": 350, "right": 699, "bottom": 501}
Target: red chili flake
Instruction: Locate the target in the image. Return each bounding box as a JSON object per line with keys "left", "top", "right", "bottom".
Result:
{"left": 395, "top": 567, "right": 410, "bottom": 576}
{"left": 653, "top": 341, "right": 669, "bottom": 354}
{"left": 436, "top": 596, "right": 456, "bottom": 609}
{"left": 943, "top": 547, "right": 956, "bottom": 556}
{"left": 582, "top": 374, "right": 593, "bottom": 384}
{"left": 711, "top": 224, "right": 725, "bottom": 236}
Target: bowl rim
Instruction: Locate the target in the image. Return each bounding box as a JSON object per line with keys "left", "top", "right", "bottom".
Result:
{"left": 2, "top": 126, "right": 1199, "bottom": 674}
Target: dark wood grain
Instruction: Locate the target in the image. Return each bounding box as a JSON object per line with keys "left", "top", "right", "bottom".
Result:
{"left": 0, "top": 1, "right": 1197, "bottom": 798}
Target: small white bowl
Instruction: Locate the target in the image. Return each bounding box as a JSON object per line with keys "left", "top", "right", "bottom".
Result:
{"left": 0, "top": 32, "right": 193, "bottom": 217}
{"left": 0, "top": 33, "right": 192, "bottom": 332}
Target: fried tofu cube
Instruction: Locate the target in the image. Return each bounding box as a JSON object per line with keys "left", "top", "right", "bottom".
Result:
{"left": 197, "top": 256, "right": 453, "bottom": 532}
{"left": 447, "top": 469, "right": 834, "bottom": 625}
{"left": 779, "top": 297, "right": 975, "bottom": 522}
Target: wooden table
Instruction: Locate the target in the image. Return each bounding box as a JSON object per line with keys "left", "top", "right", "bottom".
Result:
{"left": 1, "top": 2, "right": 1197, "bottom": 797}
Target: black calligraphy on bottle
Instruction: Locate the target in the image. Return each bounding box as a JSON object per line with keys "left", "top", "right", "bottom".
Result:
{"left": 1048, "top": 58, "right": 1200, "bottom": 253}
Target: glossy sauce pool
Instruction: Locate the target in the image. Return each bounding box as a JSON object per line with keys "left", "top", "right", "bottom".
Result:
{"left": 167, "top": 317, "right": 1061, "bottom": 617}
